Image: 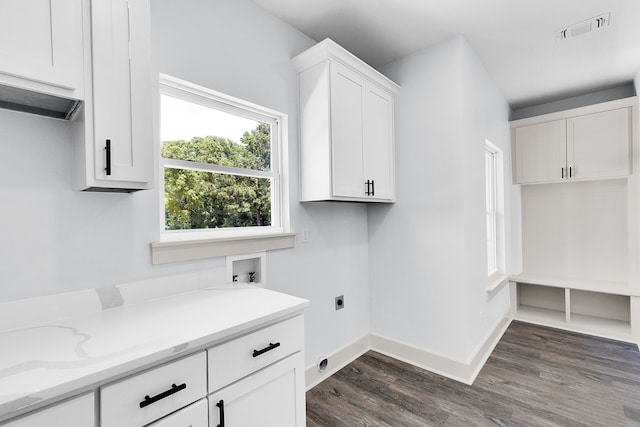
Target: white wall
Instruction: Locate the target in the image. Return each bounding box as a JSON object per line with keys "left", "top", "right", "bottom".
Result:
{"left": 368, "top": 36, "right": 513, "bottom": 361}
{"left": 0, "top": 0, "right": 371, "bottom": 373}
{"left": 511, "top": 84, "right": 635, "bottom": 120}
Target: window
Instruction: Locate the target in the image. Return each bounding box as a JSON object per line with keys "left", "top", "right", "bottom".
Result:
{"left": 485, "top": 140, "right": 505, "bottom": 285}
{"left": 158, "top": 75, "right": 288, "bottom": 242}
{"left": 485, "top": 146, "right": 498, "bottom": 276}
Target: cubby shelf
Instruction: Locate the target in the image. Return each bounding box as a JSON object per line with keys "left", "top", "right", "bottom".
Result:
{"left": 510, "top": 276, "right": 639, "bottom": 344}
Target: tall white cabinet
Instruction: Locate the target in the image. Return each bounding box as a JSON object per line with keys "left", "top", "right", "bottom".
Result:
{"left": 72, "top": 0, "right": 153, "bottom": 192}
{"left": 293, "top": 38, "right": 398, "bottom": 202}
{"left": 510, "top": 96, "right": 640, "bottom": 342}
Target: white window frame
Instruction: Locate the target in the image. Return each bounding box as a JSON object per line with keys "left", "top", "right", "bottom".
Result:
{"left": 485, "top": 140, "right": 507, "bottom": 291}
{"left": 151, "top": 74, "right": 292, "bottom": 264}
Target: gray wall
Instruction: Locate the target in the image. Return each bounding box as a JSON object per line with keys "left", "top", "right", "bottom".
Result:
{"left": 368, "top": 36, "right": 513, "bottom": 360}
{"left": 511, "top": 83, "right": 635, "bottom": 120}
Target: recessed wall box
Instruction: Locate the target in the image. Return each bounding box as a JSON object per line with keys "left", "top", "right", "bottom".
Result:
{"left": 226, "top": 252, "right": 266, "bottom": 286}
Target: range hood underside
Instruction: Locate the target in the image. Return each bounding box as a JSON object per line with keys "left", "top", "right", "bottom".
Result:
{"left": 0, "top": 83, "right": 81, "bottom": 120}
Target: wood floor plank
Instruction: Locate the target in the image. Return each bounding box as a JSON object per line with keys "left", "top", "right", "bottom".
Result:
{"left": 306, "top": 322, "right": 640, "bottom": 426}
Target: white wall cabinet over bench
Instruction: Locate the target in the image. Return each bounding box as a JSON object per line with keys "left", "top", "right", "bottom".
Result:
{"left": 512, "top": 97, "right": 636, "bottom": 184}
{"left": 510, "top": 96, "right": 639, "bottom": 343}
{"left": 293, "top": 38, "right": 399, "bottom": 202}
{"left": 0, "top": 287, "right": 308, "bottom": 427}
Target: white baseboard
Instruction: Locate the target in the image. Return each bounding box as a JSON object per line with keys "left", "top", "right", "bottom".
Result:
{"left": 371, "top": 315, "right": 511, "bottom": 385}
{"left": 306, "top": 315, "right": 511, "bottom": 389}
{"left": 305, "top": 334, "right": 370, "bottom": 391}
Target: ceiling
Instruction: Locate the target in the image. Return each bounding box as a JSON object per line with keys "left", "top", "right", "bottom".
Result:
{"left": 251, "top": 0, "right": 640, "bottom": 109}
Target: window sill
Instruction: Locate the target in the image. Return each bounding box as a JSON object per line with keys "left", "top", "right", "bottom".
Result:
{"left": 486, "top": 273, "right": 509, "bottom": 296}
{"left": 151, "top": 233, "right": 296, "bottom": 265}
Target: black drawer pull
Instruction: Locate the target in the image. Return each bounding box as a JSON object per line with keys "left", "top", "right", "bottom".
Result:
{"left": 105, "top": 139, "right": 112, "bottom": 176}
{"left": 139, "top": 383, "right": 186, "bottom": 408}
{"left": 217, "top": 399, "right": 225, "bottom": 427}
{"left": 253, "top": 342, "right": 281, "bottom": 357}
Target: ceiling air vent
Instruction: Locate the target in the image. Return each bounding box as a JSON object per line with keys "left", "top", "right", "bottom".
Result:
{"left": 556, "top": 13, "right": 610, "bottom": 41}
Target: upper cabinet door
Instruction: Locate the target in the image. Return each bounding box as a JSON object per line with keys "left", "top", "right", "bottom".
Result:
{"left": 515, "top": 119, "right": 567, "bottom": 184}
{"left": 330, "top": 63, "right": 366, "bottom": 198}
{"left": 0, "top": 0, "right": 84, "bottom": 98}
{"left": 363, "top": 84, "right": 394, "bottom": 201}
{"left": 91, "top": 0, "right": 152, "bottom": 185}
{"left": 567, "top": 108, "right": 631, "bottom": 180}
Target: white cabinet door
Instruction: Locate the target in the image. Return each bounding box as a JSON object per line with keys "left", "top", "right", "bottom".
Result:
{"left": 90, "top": 0, "right": 153, "bottom": 187}
{"left": 147, "top": 399, "right": 208, "bottom": 427}
{"left": 330, "top": 63, "right": 365, "bottom": 198}
{"left": 208, "top": 353, "right": 305, "bottom": 427}
{"left": 568, "top": 108, "right": 631, "bottom": 180}
{"left": 0, "top": 0, "right": 84, "bottom": 99}
{"left": 363, "top": 84, "right": 394, "bottom": 201}
{"left": 515, "top": 119, "right": 567, "bottom": 184}
{"left": 3, "top": 393, "right": 94, "bottom": 427}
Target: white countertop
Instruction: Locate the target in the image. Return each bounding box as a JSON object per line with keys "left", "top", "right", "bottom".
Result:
{"left": 0, "top": 284, "right": 308, "bottom": 421}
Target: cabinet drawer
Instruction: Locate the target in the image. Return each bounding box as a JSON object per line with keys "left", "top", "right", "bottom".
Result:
{"left": 208, "top": 315, "right": 304, "bottom": 392}
{"left": 101, "top": 352, "right": 207, "bottom": 427}
{"left": 1, "top": 393, "right": 94, "bottom": 427}
{"left": 147, "top": 399, "right": 208, "bottom": 427}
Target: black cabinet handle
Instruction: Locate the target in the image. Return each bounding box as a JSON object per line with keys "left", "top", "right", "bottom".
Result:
{"left": 217, "top": 399, "right": 225, "bottom": 427}
{"left": 569, "top": 166, "right": 572, "bottom": 178}
{"left": 561, "top": 167, "right": 564, "bottom": 179}
{"left": 253, "top": 342, "right": 281, "bottom": 357}
{"left": 365, "top": 180, "right": 370, "bottom": 196}
{"left": 105, "top": 139, "right": 112, "bottom": 176}
{"left": 139, "top": 383, "right": 186, "bottom": 408}
{"left": 371, "top": 179, "right": 375, "bottom": 196}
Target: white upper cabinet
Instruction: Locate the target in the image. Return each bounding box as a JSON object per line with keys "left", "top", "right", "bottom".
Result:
{"left": 0, "top": 0, "right": 84, "bottom": 98}
{"left": 72, "top": 0, "right": 153, "bottom": 192}
{"left": 0, "top": 0, "right": 85, "bottom": 118}
{"left": 515, "top": 119, "right": 567, "bottom": 184}
{"left": 512, "top": 97, "right": 636, "bottom": 185}
{"left": 293, "top": 38, "right": 398, "bottom": 202}
{"left": 568, "top": 108, "right": 631, "bottom": 180}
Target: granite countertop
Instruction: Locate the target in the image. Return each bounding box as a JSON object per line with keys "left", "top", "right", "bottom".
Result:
{"left": 0, "top": 284, "right": 308, "bottom": 422}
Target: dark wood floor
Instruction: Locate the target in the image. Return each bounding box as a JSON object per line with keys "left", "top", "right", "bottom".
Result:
{"left": 306, "top": 321, "right": 640, "bottom": 426}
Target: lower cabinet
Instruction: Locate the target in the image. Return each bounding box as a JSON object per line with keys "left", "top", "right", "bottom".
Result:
{"left": 207, "top": 315, "right": 305, "bottom": 427}
{"left": 0, "top": 314, "right": 306, "bottom": 427}
{"left": 1, "top": 393, "right": 94, "bottom": 427}
{"left": 147, "top": 399, "right": 208, "bottom": 427}
{"left": 209, "top": 353, "right": 305, "bottom": 427}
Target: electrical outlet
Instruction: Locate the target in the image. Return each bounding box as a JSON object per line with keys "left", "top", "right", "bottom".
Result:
{"left": 335, "top": 295, "right": 344, "bottom": 310}
{"left": 301, "top": 228, "right": 309, "bottom": 243}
